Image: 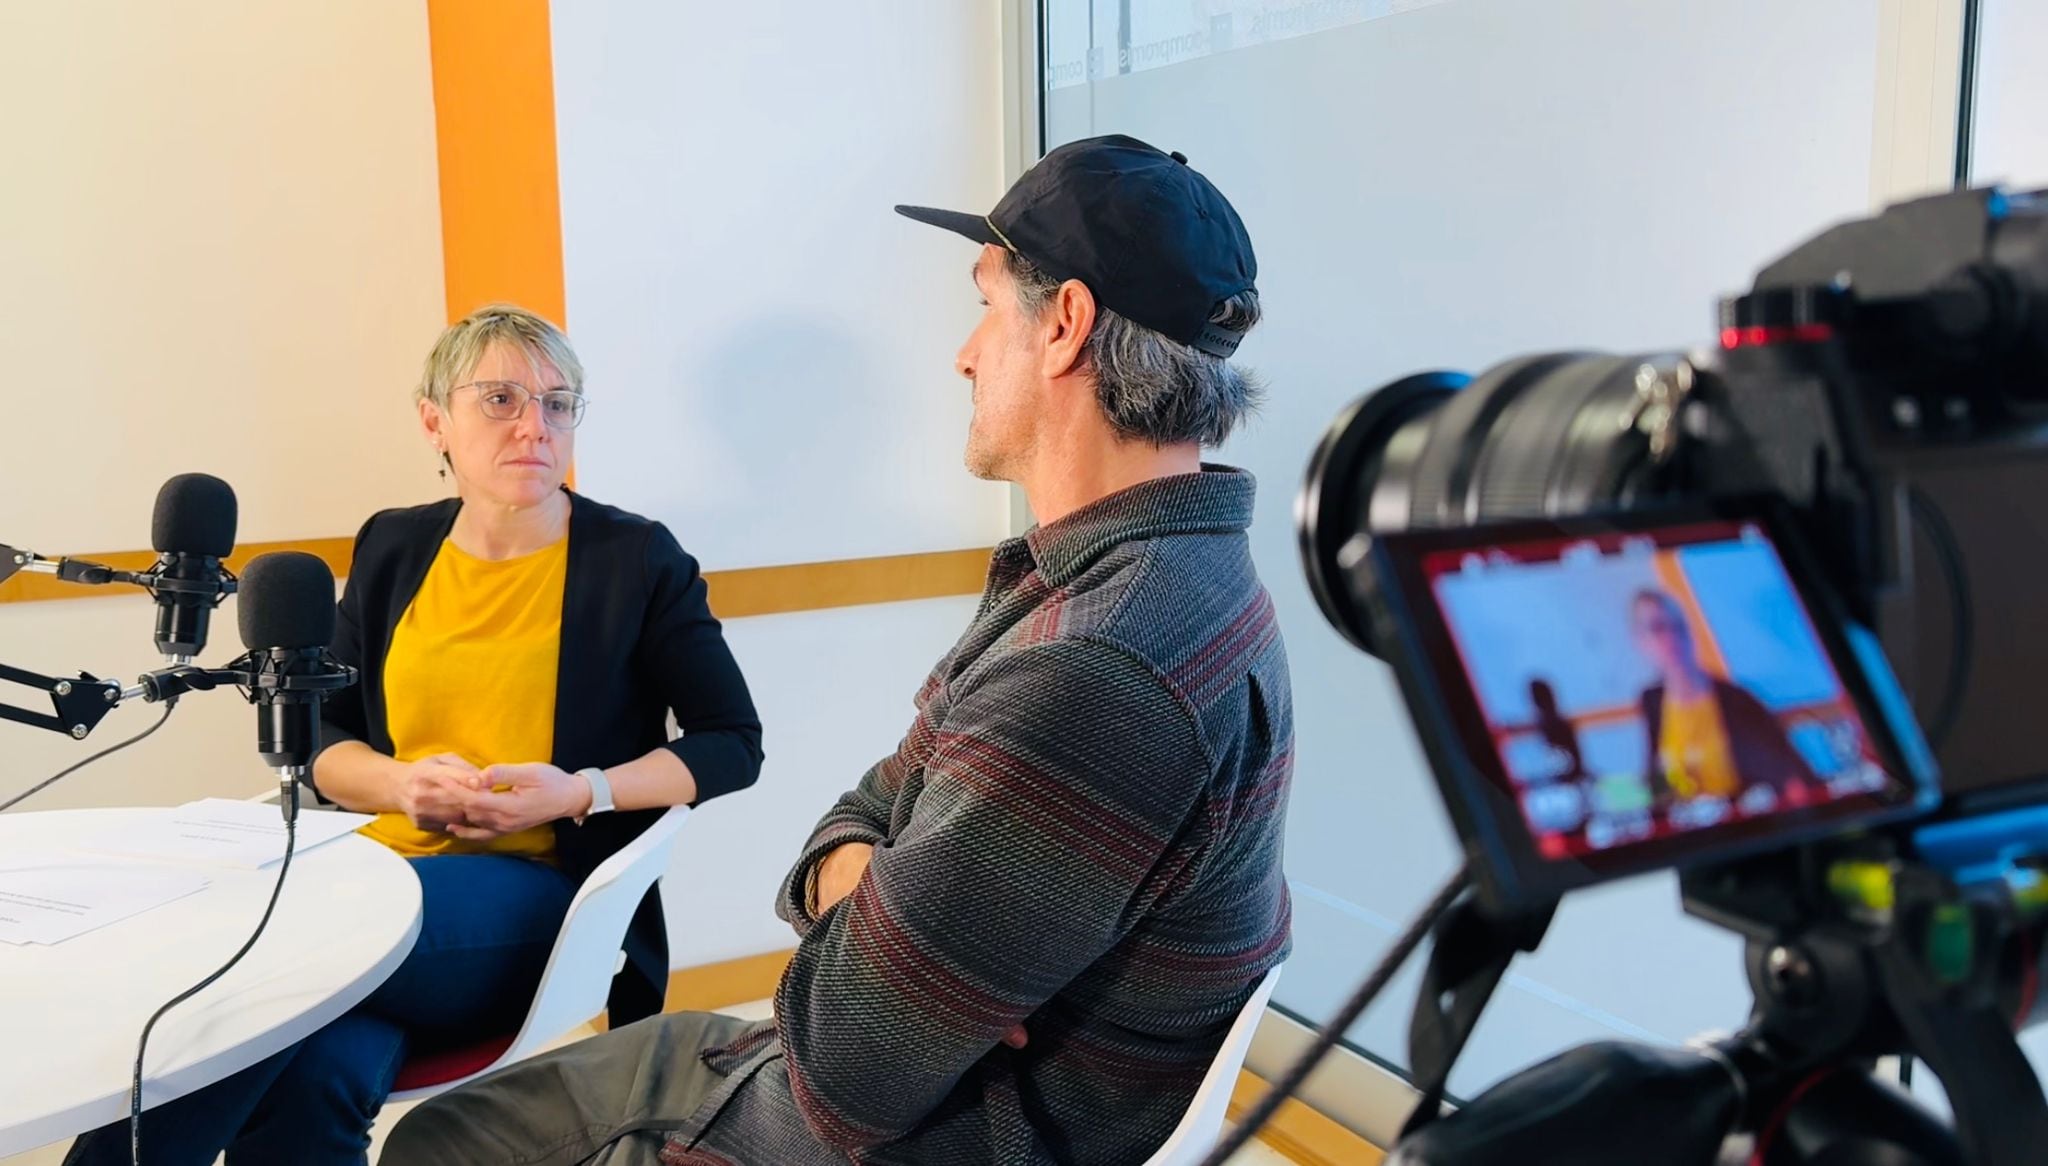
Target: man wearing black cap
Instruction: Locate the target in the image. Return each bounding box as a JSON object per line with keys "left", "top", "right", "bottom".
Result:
{"left": 388, "top": 134, "right": 1294, "bottom": 1166}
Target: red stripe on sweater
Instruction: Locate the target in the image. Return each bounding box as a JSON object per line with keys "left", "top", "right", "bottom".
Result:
{"left": 1169, "top": 594, "right": 1270, "bottom": 692}
{"left": 784, "top": 1053, "right": 890, "bottom": 1150}
{"left": 1180, "top": 601, "right": 1280, "bottom": 702}
{"left": 1054, "top": 1029, "right": 1217, "bottom": 1083}
{"left": 1020, "top": 585, "right": 1070, "bottom": 645}
{"left": 1122, "top": 914, "right": 1292, "bottom": 976}
{"left": 938, "top": 734, "right": 1162, "bottom": 877}
{"left": 846, "top": 878, "right": 1021, "bottom": 1031}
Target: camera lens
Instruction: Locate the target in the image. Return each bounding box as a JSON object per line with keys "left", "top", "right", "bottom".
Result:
{"left": 1298, "top": 352, "right": 1680, "bottom": 654}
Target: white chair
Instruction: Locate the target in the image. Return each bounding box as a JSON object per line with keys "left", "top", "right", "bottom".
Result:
{"left": 1144, "top": 962, "right": 1285, "bottom": 1166}
{"left": 385, "top": 804, "right": 691, "bottom": 1100}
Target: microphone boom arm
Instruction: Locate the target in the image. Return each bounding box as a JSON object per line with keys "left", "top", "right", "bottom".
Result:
{"left": 2, "top": 544, "right": 235, "bottom": 596}
{"left": 0, "top": 651, "right": 350, "bottom": 743}
{"left": 0, "top": 662, "right": 123, "bottom": 739}
{"left": 2, "top": 544, "right": 152, "bottom": 589}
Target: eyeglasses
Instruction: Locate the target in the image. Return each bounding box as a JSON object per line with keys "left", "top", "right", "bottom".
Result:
{"left": 453, "top": 381, "right": 588, "bottom": 431}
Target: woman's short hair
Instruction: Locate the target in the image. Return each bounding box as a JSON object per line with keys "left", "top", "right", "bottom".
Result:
{"left": 1632, "top": 589, "right": 1685, "bottom": 620}
{"left": 416, "top": 303, "right": 585, "bottom": 410}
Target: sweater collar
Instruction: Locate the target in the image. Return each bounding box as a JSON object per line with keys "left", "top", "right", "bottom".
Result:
{"left": 1003, "top": 465, "right": 1257, "bottom": 586}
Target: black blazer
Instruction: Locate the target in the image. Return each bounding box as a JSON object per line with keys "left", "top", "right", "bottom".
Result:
{"left": 315, "top": 489, "right": 764, "bottom": 1024}
{"left": 1640, "top": 679, "right": 1817, "bottom": 800}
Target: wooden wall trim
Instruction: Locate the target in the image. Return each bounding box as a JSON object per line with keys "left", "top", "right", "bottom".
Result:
{"left": 0, "top": 543, "right": 994, "bottom": 617}
{"left": 1229, "top": 1071, "right": 1387, "bottom": 1165}
{"left": 0, "top": 538, "right": 356, "bottom": 606}
{"left": 663, "top": 948, "right": 794, "bottom": 1014}
{"left": 704, "top": 547, "right": 992, "bottom": 619}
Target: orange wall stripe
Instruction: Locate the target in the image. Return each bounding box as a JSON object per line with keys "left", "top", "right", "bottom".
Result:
{"left": 1492, "top": 696, "right": 1848, "bottom": 741}
{"left": 425, "top": 0, "right": 567, "bottom": 329}
{"left": 1651, "top": 551, "right": 1732, "bottom": 680}
{"left": 426, "top": 0, "right": 571, "bottom": 486}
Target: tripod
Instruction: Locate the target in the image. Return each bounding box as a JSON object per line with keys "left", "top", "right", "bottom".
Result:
{"left": 1387, "top": 831, "right": 2048, "bottom": 1165}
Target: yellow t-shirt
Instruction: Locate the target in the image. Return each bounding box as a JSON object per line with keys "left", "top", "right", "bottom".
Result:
{"left": 1658, "top": 690, "right": 1741, "bottom": 801}
{"left": 359, "top": 536, "right": 568, "bottom": 859}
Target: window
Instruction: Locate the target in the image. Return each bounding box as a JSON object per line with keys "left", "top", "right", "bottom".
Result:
{"left": 1042, "top": 0, "right": 1451, "bottom": 87}
{"left": 1037, "top": 0, "right": 1908, "bottom": 1124}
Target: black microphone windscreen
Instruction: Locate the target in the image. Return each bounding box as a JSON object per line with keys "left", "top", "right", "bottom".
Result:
{"left": 151, "top": 474, "right": 238, "bottom": 558}
{"left": 238, "top": 552, "right": 337, "bottom": 651}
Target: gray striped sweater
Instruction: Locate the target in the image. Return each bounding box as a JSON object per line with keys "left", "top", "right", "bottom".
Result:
{"left": 664, "top": 466, "right": 1294, "bottom": 1165}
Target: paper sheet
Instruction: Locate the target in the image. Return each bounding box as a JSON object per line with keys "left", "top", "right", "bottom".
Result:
{"left": 0, "top": 854, "right": 210, "bottom": 946}
{"left": 76, "top": 798, "right": 374, "bottom": 870}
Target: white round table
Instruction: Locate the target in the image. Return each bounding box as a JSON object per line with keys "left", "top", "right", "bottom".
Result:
{"left": 0, "top": 808, "right": 421, "bottom": 1156}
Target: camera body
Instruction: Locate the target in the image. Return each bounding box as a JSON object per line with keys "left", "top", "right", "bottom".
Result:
{"left": 1296, "top": 187, "right": 2048, "bottom": 1163}
{"left": 1700, "top": 189, "right": 2048, "bottom": 799}
{"left": 1303, "top": 187, "right": 2048, "bottom": 854}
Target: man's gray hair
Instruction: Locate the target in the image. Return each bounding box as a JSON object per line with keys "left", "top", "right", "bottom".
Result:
{"left": 1006, "top": 252, "right": 1263, "bottom": 447}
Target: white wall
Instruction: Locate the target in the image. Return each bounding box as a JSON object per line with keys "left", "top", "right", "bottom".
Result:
{"left": 545, "top": 0, "right": 1011, "bottom": 963}
{"left": 1973, "top": 0, "right": 2048, "bottom": 189}
{"left": 0, "top": 9, "right": 1007, "bottom": 1159}
{"left": 0, "top": 596, "right": 266, "bottom": 814}
{"left": 664, "top": 597, "right": 979, "bottom": 965}
{"left": 1045, "top": 0, "right": 1887, "bottom": 1100}
{"left": 0, "top": 0, "right": 447, "bottom": 804}
{"left": 1, "top": 0, "right": 1011, "bottom": 975}
{"left": 0, "top": 1, "right": 448, "bottom": 551}
{"left": 551, "top": 0, "right": 1010, "bottom": 569}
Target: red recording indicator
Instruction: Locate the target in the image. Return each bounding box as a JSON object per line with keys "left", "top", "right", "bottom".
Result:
{"left": 1720, "top": 323, "right": 1836, "bottom": 349}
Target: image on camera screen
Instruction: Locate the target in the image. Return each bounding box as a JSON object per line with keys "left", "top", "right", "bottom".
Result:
{"left": 1421, "top": 519, "right": 1903, "bottom": 862}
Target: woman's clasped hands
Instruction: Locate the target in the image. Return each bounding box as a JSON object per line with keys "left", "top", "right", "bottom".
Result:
{"left": 395, "top": 754, "right": 592, "bottom": 839}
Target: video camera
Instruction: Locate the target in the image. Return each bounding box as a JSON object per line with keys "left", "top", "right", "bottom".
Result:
{"left": 1296, "top": 187, "right": 2048, "bottom": 1164}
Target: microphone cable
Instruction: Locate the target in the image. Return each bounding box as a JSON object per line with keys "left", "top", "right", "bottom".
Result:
{"left": 0, "top": 703, "right": 176, "bottom": 813}
{"left": 130, "top": 780, "right": 300, "bottom": 1166}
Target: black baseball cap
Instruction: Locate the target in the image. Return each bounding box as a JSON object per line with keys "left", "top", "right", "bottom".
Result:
{"left": 896, "top": 134, "right": 1258, "bottom": 358}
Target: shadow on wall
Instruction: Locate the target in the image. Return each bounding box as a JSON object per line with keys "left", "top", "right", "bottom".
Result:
{"left": 663, "top": 314, "right": 972, "bottom": 564}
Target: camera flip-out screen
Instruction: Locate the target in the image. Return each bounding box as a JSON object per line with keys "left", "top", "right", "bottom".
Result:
{"left": 1368, "top": 501, "right": 1938, "bottom": 907}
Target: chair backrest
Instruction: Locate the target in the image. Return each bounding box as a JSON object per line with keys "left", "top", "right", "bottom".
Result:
{"left": 496, "top": 804, "right": 691, "bottom": 1064}
{"left": 1143, "top": 963, "right": 1285, "bottom": 1166}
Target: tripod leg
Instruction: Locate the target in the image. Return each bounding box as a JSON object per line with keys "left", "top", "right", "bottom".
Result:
{"left": 1878, "top": 994, "right": 2048, "bottom": 1166}
{"left": 1868, "top": 886, "right": 2048, "bottom": 1166}
{"left": 1398, "top": 896, "right": 1556, "bottom": 1140}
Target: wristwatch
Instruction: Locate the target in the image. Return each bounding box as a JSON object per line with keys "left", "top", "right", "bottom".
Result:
{"left": 575, "top": 767, "right": 614, "bottom": 824}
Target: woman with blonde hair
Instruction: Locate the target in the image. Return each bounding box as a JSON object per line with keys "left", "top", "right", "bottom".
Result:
{"left": 66, "top": 304, "right": 763, "bottom": 1165}
{"left": 1630, "top": 588, "right": 1812, "bottom": 803}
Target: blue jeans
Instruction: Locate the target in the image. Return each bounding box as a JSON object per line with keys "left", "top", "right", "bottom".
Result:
{"left": 64, "top": 854, "right": 575, "bottom": 1166}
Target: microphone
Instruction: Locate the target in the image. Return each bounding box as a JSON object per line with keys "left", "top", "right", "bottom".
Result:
{"left": 146, "top": 474, "right": 239, "bottom": 662}
{"left": 230, "top": 552, "right": 355, "bottom": 808}
{"left": 1, "top": 475, "right": 236, "bottom": 658}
